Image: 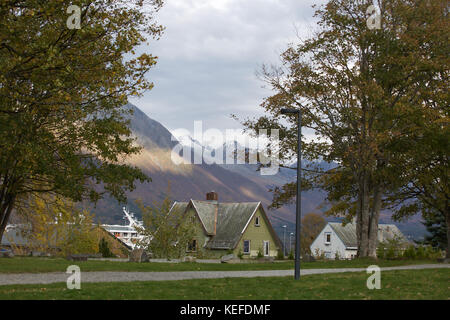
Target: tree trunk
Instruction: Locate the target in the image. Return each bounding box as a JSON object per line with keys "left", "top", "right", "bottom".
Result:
{"left": 0, "top": 195, "right": 16, "bottom": 244}
{"left": 446, "top": 207, "right": 450, "bottom": 259}
{"left": 368, "top": 184, "right": 382, "bottom": 259}
{"left": 357, "top": 174, "right": 371, "bottom": 257}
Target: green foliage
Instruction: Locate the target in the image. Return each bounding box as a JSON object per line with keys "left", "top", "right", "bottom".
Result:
{"left": 237, "top": 0, "right": 449, "bottom": 259}
{"left": 402, "top": 245, "right": 416, "bottom": 260}
{"left": 237, "top": 250, "right": 243, "bottom": 260}
{"left": 0, "top": 0, "right": 164, "bottom": 240}
{"left": 19, "top": 195, "right": 98, "bottom": 256}
{"left": 257, "top": 247, "right": 263, "bottom": 259}
{"left": 276, "top": 249, "right": 284, "bottom": 260}
{"left": 377, "top": 236, "right": 408, "bottom": 260}
{"left": 98, "top": 238, "right": 114, "bottom": 258}
{"left": 422, "top": 213, "right": 448, "bottom": 251}
{"left": 136, "top": 189, "right": 196, "bottom": 259}
{"left": 288, "top": 250, "right": 294, "bottom": 260}
{"left": 401, "top": 245, "right": 443, "bottom": 260}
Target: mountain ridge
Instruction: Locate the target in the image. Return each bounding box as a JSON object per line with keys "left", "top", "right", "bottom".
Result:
{"left": 89, "top": 103, "right": 426, "bottom": 240}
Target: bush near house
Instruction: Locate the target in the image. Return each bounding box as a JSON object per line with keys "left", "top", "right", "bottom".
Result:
{"left": 276, "top": 249, "right": 284, "bottom": 260}
{"left": 377, "top": 235, "right": 443, "bottom": 260}
{"left": 98, "top": 238, "right": 114, "bottom": 258}
{"left": 288, "top": 250, "right": 294, "bottom": 260}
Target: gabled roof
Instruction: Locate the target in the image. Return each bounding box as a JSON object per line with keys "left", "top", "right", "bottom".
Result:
{"left": 170, "top": 200, "right": 280, "bottom": 250}
{"left": 206, "top": 202, "right": 260, "bottom": 249}
{"left": 329, "top": 222, "right": 358, "bottom": 248}
{"left": 191, "top": 200, "right": 218, "bottom": 235}
{"left": 329, "top": 222, "right": 408, "bottom": 248}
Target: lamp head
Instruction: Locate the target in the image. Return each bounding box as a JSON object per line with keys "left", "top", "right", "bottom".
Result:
{"left": 280, "top": 108, "right": 299, "bottom": 114}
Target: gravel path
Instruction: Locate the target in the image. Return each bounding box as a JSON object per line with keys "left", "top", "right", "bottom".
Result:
{"left": 0, "top": 264, "right": 448, "bottom": 286}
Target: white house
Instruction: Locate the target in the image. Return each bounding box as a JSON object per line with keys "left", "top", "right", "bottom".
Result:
{"left": 310, "top": 221, "right": 408, "bottom": 259}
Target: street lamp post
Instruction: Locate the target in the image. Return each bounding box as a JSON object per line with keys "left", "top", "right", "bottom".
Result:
{"left": 281, "top": 108, "right": 302, "bottom": 280}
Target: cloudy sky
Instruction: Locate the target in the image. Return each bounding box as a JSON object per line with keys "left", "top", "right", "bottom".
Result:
{"left": 129, "top": 0, "right": 326, "bottom": 142}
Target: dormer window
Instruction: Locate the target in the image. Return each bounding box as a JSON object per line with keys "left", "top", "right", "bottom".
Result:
{"left": 255, "top": 216, "right": 260, "bottom": 227}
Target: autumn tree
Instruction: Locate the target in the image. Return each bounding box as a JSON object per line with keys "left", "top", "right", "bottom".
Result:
{"left": 240, "top": 0, "right": 448, "bottom": 258}
{"left": 300, "top": 213, "right": 326, "bottom": 255}
{"left": 136, "top": 194, "right": 196, "bottom": 259}
{"left": 19, "top": 195, "right": 98, "bottom": 256}
{"left": 0, "top": 1, "right": 165, "bottom": 241}
{"left": 379, "top": 0, "right": 449, "bottom": 258}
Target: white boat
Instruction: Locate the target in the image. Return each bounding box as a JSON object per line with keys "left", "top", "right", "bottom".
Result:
{"left": 101, "top": 207, "right": 150, "bottom": 250}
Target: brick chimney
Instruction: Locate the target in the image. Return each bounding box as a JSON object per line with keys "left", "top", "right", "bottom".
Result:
{"left": 206, "top": 191, "right": 218, "bottom": 201}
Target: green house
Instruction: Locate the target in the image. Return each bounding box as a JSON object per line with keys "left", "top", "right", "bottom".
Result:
{"left": 170, "top": 192, "right": 282, "bottom": 259}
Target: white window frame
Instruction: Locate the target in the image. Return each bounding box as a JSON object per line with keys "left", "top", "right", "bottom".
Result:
{"left": 324, "top": 232, "right": 331, "bottom": 244}
{"left": 263, "top": 241, "right": 269, "bottom": 256}
{"left": 243, "top": 240, "right": 250, "bottom": 254}
{"left": 255, "top": 216, "right": 260, "bottom": 227}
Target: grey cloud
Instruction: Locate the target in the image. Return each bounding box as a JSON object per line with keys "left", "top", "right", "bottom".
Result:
{"left": 130, "top": 0, "right": 326, "bottom": 133}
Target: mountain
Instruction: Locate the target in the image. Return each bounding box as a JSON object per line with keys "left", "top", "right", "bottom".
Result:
{"left": 90, "top": 104, "right": 296, "bottom": 234}
{"left": 88, "top": 103, "right": 426, "bottom": 240}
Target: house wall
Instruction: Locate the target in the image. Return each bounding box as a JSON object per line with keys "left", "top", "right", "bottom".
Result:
{"left": 310, "top": 224, "right": 348, "bottom": 259}
{"left": 185, "top": 208, "right": 217, "bottom": 258}
{"left": 233, "top": 208, "right": 280, "bottom": 258}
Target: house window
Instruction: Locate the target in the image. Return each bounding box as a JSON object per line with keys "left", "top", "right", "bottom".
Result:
{"left": 263, "top": 241, "right": 269, "bottom": 256}
{"left": 187, "top": 239, "right": 197, "bottom": 252}
{"left": 243, "top": 240, "right": 250, "bottom": 254}
{"left": 324, "top": 251, "right": 332, "bottom": 259}
{"left": 325, "top": 232, "right": 331, "bottom": 244}
{"left": 255, "top": 216, "right": 260, "bottom": 227}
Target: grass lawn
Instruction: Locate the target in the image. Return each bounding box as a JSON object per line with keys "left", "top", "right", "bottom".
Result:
{"left": 0, "top": 257, "right": 438, "bottom": 274}
{"left": 0, "top": 269, "right": 448, "bottom": 300}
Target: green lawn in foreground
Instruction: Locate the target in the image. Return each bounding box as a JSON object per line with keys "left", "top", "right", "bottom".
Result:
{"left": 0, "top": 269, "right": 448, "bottom": 300}
{"left": 0, "top": 257, "right": 437, "bottom": 274}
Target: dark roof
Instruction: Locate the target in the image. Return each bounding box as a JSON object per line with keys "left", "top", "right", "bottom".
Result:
{"left": 171, "top": 200, "right": 280, "bottom": 250}
{"left": 329, "top": 222, "right": 408, "bottom": 248}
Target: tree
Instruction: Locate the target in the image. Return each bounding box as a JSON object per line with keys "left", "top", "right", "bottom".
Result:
{"left": 98, "top": 237, "right": 114, "bottom": 258}
{"left": 0, "top": 0, "right": 165, "bottom": 241}
{"left": 136, "top": 192, "right": 196, "bottom": 259}
{"left": 380, "top": 0, "right": 449, "bottom": 258}
{"left": 300, "top": 213, "right": 326, "bottom": 255}
{"left": 239, "top": 0, "right": 448, "bottom": 258}
{"left": 422, "top": 211, "right": 448, "bottom": 252}
{"left": 19, "top": 195, "right": 98, "bottom": 256}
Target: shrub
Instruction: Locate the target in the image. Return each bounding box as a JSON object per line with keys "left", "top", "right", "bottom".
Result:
{"left": 314, "top": 248, "right": 325, "bottom": 260}
{"left": 334, "top": 251, "right": 341, "bottom": 260}
{"left": 276, "top": 249, "right": 284, "bottom": 260}
{"left": 377, "top": 244, "right": 386, "bottom": 259}
{"left": 402, "top": 245, "right": 416, "bottom": 259}
{"left": 98, "top": 237, "right": 114, "bottom": 258}
{"left": 288, "top": 250, "right": 294, "bottom": 260}
{"left": 416, "top": 245, "right": 426, "bottom": 259}
{"left": 237, "top": 249, "right": 243, "bottom": 259}
{"left": 401, "top": 244, "right": 442, "bottom": 260}
{"left": 257, "top": 247, "right": 263, "bottom": 258}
